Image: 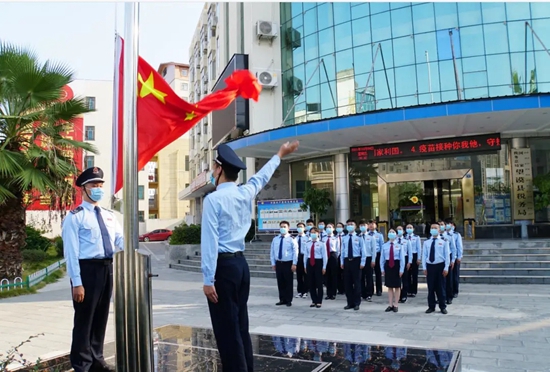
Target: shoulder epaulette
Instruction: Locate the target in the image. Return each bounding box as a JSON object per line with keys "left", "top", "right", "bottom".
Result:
{"left": 70, "top": 206, "right": 84, "bottom": 214}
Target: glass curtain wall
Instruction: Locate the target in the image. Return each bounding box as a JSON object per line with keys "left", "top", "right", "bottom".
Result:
{"left": 281, "top": 2, "right": 550, "bottom": 125}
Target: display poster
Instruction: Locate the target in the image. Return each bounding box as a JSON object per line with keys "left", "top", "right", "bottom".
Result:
{"left": 511, "top": 148, "right": 535, "bottom": 220}
{"left": 257, "top": 199, "right": 310, "bottom": 232}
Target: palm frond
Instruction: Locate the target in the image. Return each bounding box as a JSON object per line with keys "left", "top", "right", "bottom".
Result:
{"left": 10, "top": 166, "right": 58, "bottom": 193}
{"left": 0, "top": 149, "right": 24, "bottom": 177}
{"left": 0, "top": 182, "right": 16, "bottom": 205}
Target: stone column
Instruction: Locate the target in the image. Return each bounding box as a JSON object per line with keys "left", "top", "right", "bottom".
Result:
{"left": 334, "top": 153, "right": 350, "bottom": 223}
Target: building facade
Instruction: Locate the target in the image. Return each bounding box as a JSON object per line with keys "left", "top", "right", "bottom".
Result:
{"left": 223, "top": 2, "right": 550, "bottom": 239}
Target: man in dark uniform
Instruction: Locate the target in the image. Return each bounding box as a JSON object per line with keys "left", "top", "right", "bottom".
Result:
{"left": 201, "top": 141, "right": 299, "bottom": 372}
{"left": 62, "top": 167, "right": 124, "bottom": 372}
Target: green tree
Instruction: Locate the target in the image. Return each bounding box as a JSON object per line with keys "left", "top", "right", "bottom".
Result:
{"left": 533, "top": 172, "right": 550, "bottom": 211}
{"left": 0, "top": 43, "right": 96, "bottom": 279}
{"left": 511, "top": 69, "right": 538, "bottom": 95}
{"left": 300, "top": 187, "right": 332, "bottom": 224}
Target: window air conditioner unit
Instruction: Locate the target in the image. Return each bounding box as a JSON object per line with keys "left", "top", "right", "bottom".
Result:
{"left": 256, "top": 21, "right": 278, "bottom": 40}
{"left": 256, "top": 71, "right": 278, "bottom": 89}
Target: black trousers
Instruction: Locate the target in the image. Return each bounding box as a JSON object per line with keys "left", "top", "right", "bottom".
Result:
{"left": 445, "top": 255, "right": 454, "bottom": 302}
{"left": 344, "top": 257, "right": 362, "bottom": 307}
{"left": 70, "top": 259, "right": 113, "bottom": 372}
{"left": 408, "top": 253, "right": 419, "bottom": 295}
{"left": 400, "top": 257, "right": 409, "bottom": 300}
{"left": 296, "top": 253, "right": 308, "bottom": 295}
{"left": 427, "top": 262, "right": 446, "bottom": 310}
{"left": 453, "top": 261, "right": 460, "bottom": 296}
{"left": 276, "top": 260, "right": 293, "bottom": 304}
{"left": 307, "top": 259, "right": 324, "bottom": 304}
{"left": 208, "top": 255, "right": 253, "bottom": 372}
{"left": 337, "top": 255, "right": 345, "bottom": 294}
{"left": 325, "top": 253, "right": 338, "bottom": 298}
{"left": 374, "top": 252, "right": 383, "bottom": 294}
{"left": 360, "top": 257, "right": 374, "bottom": 298}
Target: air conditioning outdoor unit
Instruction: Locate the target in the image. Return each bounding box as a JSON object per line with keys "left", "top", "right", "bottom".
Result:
{"left": 256, "top": 21, "right": 278, "bottom": 40}
{"left": 287, "top": 76, "right": 303, "bottom": 96}
{"left": 256, "top": 71, "right": 278, "bottom": 89}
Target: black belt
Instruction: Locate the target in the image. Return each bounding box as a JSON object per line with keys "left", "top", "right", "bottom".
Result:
{"left": 347, "top": 256, "right": 361, "bottom": 261}
{"left": 218, "top": 251, "right": 244, "bottom": 259}
{"left": 79, "top": 258, "right": 112, "bottom": 265}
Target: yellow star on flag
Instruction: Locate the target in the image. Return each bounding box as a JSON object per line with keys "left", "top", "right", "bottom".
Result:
{"left": 185, "top": 112, "right": 197, "bottom": 121}
{"left": 138, "top": 72, "right": 168, "bottom": 104}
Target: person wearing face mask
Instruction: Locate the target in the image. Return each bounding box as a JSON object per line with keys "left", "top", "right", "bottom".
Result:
{"left": 422, "top": 224, "right": 450, "bottom": 314}
{"left": 318, "top": 220, "right": 327, "bottom": 240}
{"left": 380, "top": 229, "right": 406, "bottom": 312}
{"left": 61, "top": 167, "right": 124, "bottom": 372}
{"left": 304, "top": 227, "right": 328, "bottom": 308}
{"left": 335, "top": 222, "right": 346, "bottom": 295}
{"left": 271, "top": 221, "right": 299, "bottom": 307}
{"left": 358, "top": 219, "right": 376, "bottom": 302}
{"left": 340, "top": 219, "right": 367, "bottom": 311}
{"left": 305, "top": 219, "right": 315, "bottom": 237}
{"left": 324, "top": 223, "right": 339, "bottom": 300}
{"left": 446, "top": 220, "right": 463, "bottom": 298}
{"left": 405, "top": 224, "right": 422, "bottom": 298}
{"left": 368, "top": 220, "right": 385, "bottom": 297}
{"left": 438, "top": 220, "right": 456, "bottom": 305}
{"left": 294, "top": 222, "right": 309, "bottom": 299}
{"left": 396, "top": 226, "right": 412, "bottom": 304}
{"left": 201, "top": 141, "right": 299, "bottom": 372}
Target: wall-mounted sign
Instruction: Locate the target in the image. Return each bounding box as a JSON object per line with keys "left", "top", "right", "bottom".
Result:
{"left": 511, "top": 148, "right": 535, "bottom": 220}
{"left": 257, "top": 199, "right": 310, "bottom": 232}
{"left": 350, "top": 133, "right": 501, "bottom": 162}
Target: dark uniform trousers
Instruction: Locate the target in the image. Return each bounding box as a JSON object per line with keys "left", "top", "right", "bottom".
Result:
{"left": 427, "top": 262, "right": 447, "bottom": 310}
{"left": 276, "top": 260, "right": 294, "bottom": 304}
{"left": 208, "top": 254, "right": 253, "bottom": 372}
{"left": 307, "top": 259, "right": 324, "bottom": 304}
{"left": 337, "top": 255, "right": 345, "bottom": 294}
{"left": 374, "top": 252, "right": 383, "bottom": 294}
{"left": 325, "top": 252, "right": 339, "bottom": 298}
{"left": 453, "top": 261, "right": 460, "bottom": 296}
{"left": 408, "top": 253, "right": 419, "bottom": 295}
{"left": 400, "top": 256, "right": 410, "bottom": 300}
{"left": 360, "top": 256, "right": 374, "bottom": 298}
{"left": 296, "top": 253, "right": 308, "bottom": 295}
{"left": 344, "top": 257, "right": 362, "bottom": 307}
{"left": 445, "top": 254, "right": 454, "bottom": 302}
{"left": 70, "top": 259, "right": 113, "bottom": 372}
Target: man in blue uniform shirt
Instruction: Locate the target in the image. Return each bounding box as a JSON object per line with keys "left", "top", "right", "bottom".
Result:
{"left": 61, "top": 167, "right": 124, "bottom": 372}
{"left": 201, "top": 141, "right": 299, "bottom": 372}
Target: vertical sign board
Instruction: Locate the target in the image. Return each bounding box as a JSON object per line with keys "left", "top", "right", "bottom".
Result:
{"left": 511, "top": 148, "right": 535, "bottom": 220}
{"left": 257, "top": 199, "right": 310, "bottom": 232}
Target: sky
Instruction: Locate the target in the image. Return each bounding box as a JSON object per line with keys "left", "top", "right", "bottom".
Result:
{"left": 0, "top": 1, "right": 204, "bottom": 81}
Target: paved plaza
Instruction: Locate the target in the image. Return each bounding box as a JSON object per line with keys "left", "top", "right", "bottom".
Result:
{"left": 1, "top": 242, "right": 549, "bottom": 372}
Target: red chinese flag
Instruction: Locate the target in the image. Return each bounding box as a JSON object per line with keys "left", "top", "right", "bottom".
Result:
{"left": 112, "top": 36, "right": 261, "bottom": 194}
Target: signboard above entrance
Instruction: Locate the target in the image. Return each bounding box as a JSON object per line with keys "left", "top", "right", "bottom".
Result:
{"left": 350, "top": 133, "right": 502, "bottom": 162}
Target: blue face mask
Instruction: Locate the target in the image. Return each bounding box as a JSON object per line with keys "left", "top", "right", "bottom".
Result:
{"left": 336, "top": 227, "right": 343, "bottom": 233}
{"left": 210, "top": 171, "right": 217, "bottom": 186}
{"left": 318, "top": 224, "right": 325, "bottom": 230}
{"left": 397, "top": 230, "right": 403, "bottom": 236}
{"left": 306, "top": 225, "right": 312, "bottom": 231}
{"left": 346, "top": 225, "right": 355, "bottom": 232}
{"left": 406, "top": 228, "right": 413, "bottom": 234}
{"left": 326, "top": 227, "right": 333, "bottom": 235}
{"left": 446, "top": 224, "right": 452, "bottom": 230}
{"left": 89, "top": 187, "right": 104, "bottom": 202}
{"left": 359, "top": 226, "right": 367, "bottom": 232}
{"left": 439, "top": 225, "right": 445, "bottom": 232}
{"left": 451, "top": 226, "right": 455, "bottom": 231}
{"left": 430, "top": 229, "right": 439, "bottom": 237}
{"left": 388, "top": 232, "right": 396, "bottom": 240}
{"left": 297, "top": 227, "right": 304, "bottom": 234}
{"left": 280, "top": 228, "right": 287, "bottom": 235}
{"left": 310, "top": 233, "right": 318, "bottom": 240}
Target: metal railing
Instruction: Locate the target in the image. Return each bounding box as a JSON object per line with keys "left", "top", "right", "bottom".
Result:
{"left": 0, "top": 259, "right": 66, "bottom": 292}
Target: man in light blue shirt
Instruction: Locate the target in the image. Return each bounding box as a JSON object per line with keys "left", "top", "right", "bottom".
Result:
{"left": 368, "top": 220, "right": 385, "bottom": 296}
{"left": 340, "top": 219, "right": 367, "bottom": 311}
{"left": 61, "top": 167, "right": 123, "bottom": 372}
{"left": 201, "top": 141, "right": 299, "bottom": 372}
{"left": 422, "top": 223, "right": 450, "bottom": 314}
{"left": 270, "top": 220, "right": 298, "bottom": 307}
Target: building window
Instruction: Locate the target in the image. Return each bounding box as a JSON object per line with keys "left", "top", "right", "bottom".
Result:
{"left": 84, "top": 155, "right": 95, "bottom": 168}
{"left": 181, "top": 68, "right": 188, "bottom": 77}
{"left": 161, "top": 68, "right": 167, "bottom": 77}
{"left": 138, "top": 211, "right": 145, "bottom": 222}
{"left": 185, "top": 155, "right": 189, "bottom": 171}
{"left": 85, "top": 97, "right": 96, "bottom": 110}
{"left": 181, "top": 82, "right": 189, "bottom": 91}
{"left": 185, "top": 183, "right": 190, "bottom": 188}
{"left": 138, "top": 185, "right": 145, "bottom": 200}
{"left": 85, "top": 126, "right": 95, "bottom": 141}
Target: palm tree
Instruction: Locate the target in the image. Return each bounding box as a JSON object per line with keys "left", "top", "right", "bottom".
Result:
{"left": 0, "top": 43, "right": 97, "bottom": 279}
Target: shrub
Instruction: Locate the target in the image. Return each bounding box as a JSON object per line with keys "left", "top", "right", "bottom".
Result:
{"left": 24, "top": 226, "right": 51, "bottom": 252}
{"left": 52, "top": 236, "right": 64, "bottom": 257}
{"left": 21, "top": 250, "right": 48, "bottom": 263}
{"left": 246, "top": 219, "right": 256, "bottom": 242}
{"left": 170, "top": 223, "right": 201, "bottom": 245}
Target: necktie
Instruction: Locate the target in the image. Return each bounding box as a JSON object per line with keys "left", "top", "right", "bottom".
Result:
{"left": 298, "top": 237, "right": 302, "bottom": 253}
{"left": 338, "top": 236, "right": 341, "bottom": 250}
{"left": 393, "top": 347, "right": 396, "bottom": 359}
{"left": 351, "top": 344, "right": 356, "bottom": 363}
{"left": 94, "top": 206, "right": 113, "bottom": 258}
{"left": 389, "top": 242, "right": 395, "bottom": 268}
{"left": 429, "top": 238, "right": 436, "bottom": 262}
{"left": 310, "top": 242, "right": 315, "bottom": 266}
{"left": 347, "top": 235, "right": 353, "bottom": 258}
{"left": 326, "top": 238, "right": 331, "bottom": 257}
{"left": 278, "top": 236, "right": 284, "bottom": 260}
{"left": 434, "top": 350, "right": 441, "bottom": 367}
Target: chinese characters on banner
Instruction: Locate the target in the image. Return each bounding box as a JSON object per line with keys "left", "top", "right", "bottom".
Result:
{"left": 511, "top": 149, "right": 535, "bottom": 220}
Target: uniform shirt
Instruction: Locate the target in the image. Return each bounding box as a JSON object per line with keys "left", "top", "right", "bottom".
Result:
{"left": 61, "top": 201, "right": 124, "bottom": 287}
{"left": 369, "top": 230, "right": 385, "bottom": 253}
{"left": 325, "top": 235, "right": 339, "bottom": 255}
{"left": 201, "top": 154, "right": 281, "bottom": 286}
{"left": 303, "top": 240, "right": 328, "bottom": 269}
{"left": 406, "top": 233, "right": 422, "bottom": 256}
{"left": 340, "top": 232, "right": 367, "bottom": 266}
{"left": 441, "top": 232, "right": 457, "bottom": 263}
{"left": 359, "top": 232, "right": 377, "bottom": 258}
{"left": 344, "top": 344, "right": 370, "bottom": 364}
{"left": 422, "top": 236, "right": 450, "bottom": 271}
{"left": 426, "top": 350, "right": 452, "bottom": 369}
{"left": 396, "top": 236, "right": 413, "bottom": 264}
{"left": 384, "top": 347, "right": 407, "bottom": 361}
{"left": 318, "top": 230, "right": 328, "bottom": 241}
{"left": 295, "top": 234, "right": 310, "bottom": 255}
{"left": 270, "top": 234, "right": 299, "bottom": 265}
{"left": 380, "top": 240, "right": 406, "bottom": 274}
{"left": 450, "top": 230, "right": 463, "bottom": 259}
{"left": 335, "top": 233, "right": 345, "bottom": 255}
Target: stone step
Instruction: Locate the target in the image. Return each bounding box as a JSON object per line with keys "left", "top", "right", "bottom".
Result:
{"left": 460, "top": 261, "right": 550, "bottom": 269}
{"left": 462, "top": 254, "right": 550, "bottom": 262}
{"left": 460, "top": 267, "right": 550, "bottom": 276}
{"left": 462, "top": 241, "right": 550, "bottom": 249}
{"left": 463, "top": 248, "right": 550, "bottom": 255}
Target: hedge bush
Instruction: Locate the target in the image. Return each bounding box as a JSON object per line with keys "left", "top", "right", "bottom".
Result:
{"left": 170, "top": 223, "right": 201, "bottom": 245}
{"left": 52, "top": 236, "right": 64, "bottom": 257}
{"left": 24, "top": 226, "right": 51, "bottom": 252}
{"left": 21, "top": 249, "right": 48, "bottom": 263}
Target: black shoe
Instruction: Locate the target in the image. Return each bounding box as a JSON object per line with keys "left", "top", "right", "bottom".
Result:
{"left": 354, "top": 306, "right": 360, "bottom": 311}
{"left": 325, "top": 296, "right": 331, "bottom": 300}
{"left": 385, "top": 306, "right": 394, "bottom": 312}
{"left": 376, "top": 292, "right": 382, "bottom": 296}
{"left": 398, "top": 298, "right": 407, "bottom": 304}
{"left": 276, "top": 301, "right": 285, "bottom": 306}
{"left": 393, "top": 306, "right": 398, "bottom": 313}
{"left": 425, "top": 308, "right": 435, "bottom": 314}
{"left": 410, "top": 294, "right": 416, "bottom": 298}
{"left": 310, "top": 303, "right": 316, "bottom": 308}
{"left": 316, "top": 304, "right": 322, "bottom": 308}
{"left": 441, "top": 308, "right": 448, "bottom": 314}
{"left": 330, "top": 296, "right": 336, "bottom": 300}
{"left": 286, "top": 303, "right": 292, "bottom": 307}
{"left": 453, "top": 293, "right": 458, "bottom": 298}
{"left": 446, "top": 299, "right": 453, "bottom": 305}
{"left": 91, "top": 362, "right": 115, "bottom": 372}
{"left": 366, "top": 296, "right": 372, "bottom": 302}
{"left": 344, "top": 305, "right": 353, "bottom": 310}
